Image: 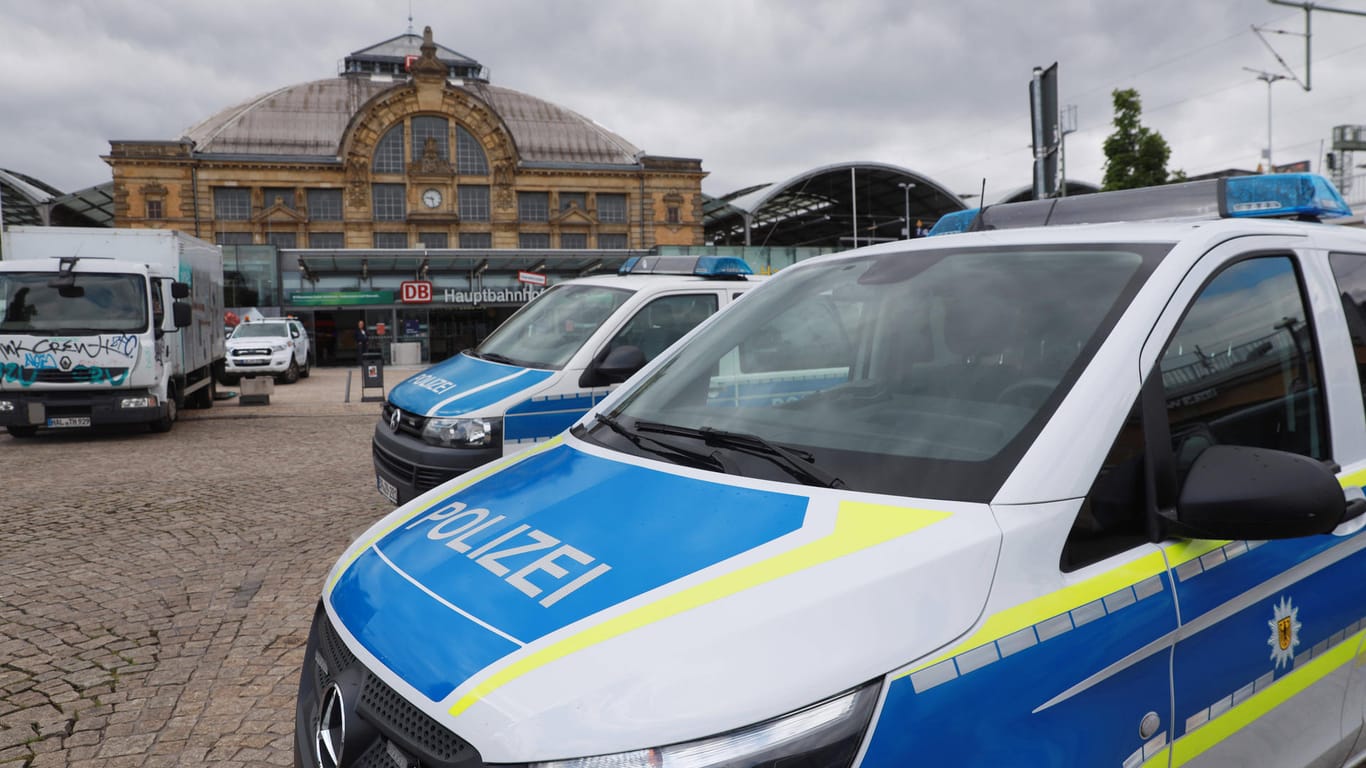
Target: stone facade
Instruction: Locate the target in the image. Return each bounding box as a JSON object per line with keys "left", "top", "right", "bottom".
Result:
{"left": 104, "top": 29, "right": 706, "bottom": 251}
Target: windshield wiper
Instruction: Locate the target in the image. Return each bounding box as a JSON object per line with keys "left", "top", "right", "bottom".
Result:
{"left": 474, "top": 351, "right": 520, "bottom": 366}
{"left": 633, "top": 421, "right": 844, "bottom": 489}
{"left": 592, "top": 414, "right": 731, "bottom": 473}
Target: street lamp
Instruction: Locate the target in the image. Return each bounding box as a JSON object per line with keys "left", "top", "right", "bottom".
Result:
{"left": 1244, "top": 67, "right": 1287, "bottom": 170}
{"left": 898, "top": 181, "right": 917, "bottom": 239}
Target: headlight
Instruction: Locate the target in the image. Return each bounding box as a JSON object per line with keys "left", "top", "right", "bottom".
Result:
{"left": 272, "top": 342, "right": 288, "bottom": 352}
{"left": 422, "top": 416, "right": 500, "bottom": 447}
{"left": 0, "top": 400, "right": 13, "bottom": 413}
{"left": 513, "top": 681, "right": 880, "bottom": 768}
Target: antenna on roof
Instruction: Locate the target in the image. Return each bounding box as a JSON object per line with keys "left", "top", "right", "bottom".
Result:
{"left": 407, "top": 0, "right": 414, "bottom": 34}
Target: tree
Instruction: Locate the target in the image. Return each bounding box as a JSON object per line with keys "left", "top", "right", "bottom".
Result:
{"left": 1101, "top": 88, "right": 1176, "bottom": 190}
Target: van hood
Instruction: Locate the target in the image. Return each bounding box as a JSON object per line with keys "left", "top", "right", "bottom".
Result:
{"left": 0, "top": 333, "right": 149, "bottom": 389}
{"left": 325, "top": 439, "right": 1001, "bottom": 762}
{"left": 388, "top": 352, "right": 556, "bottom": 418}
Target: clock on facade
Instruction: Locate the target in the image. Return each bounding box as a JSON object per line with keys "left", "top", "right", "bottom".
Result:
{"left": 422, "top": 188, "right": 443, "bottom": 208}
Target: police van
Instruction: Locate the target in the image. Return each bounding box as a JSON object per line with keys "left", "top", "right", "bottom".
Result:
{"left": 372, "top": 257, "right": 762, "bottom": 505}
{"left": 298, "top": 174, "right": 1366, "bottom": 768}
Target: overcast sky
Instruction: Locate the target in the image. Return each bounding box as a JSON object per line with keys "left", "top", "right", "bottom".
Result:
{"left": 5, "top": 1, "right": 1366, "bottom": 203}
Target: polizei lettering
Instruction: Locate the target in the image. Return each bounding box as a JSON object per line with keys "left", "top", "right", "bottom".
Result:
{"left": 404, "top": 500, "right": 610, "bottom": 607}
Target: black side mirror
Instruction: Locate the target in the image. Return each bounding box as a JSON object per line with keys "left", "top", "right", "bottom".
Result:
{"left": 172, "top": 302, "right": 192, "bottom": 329}
{"left": 1165, "top": 445, "right": 1346, "bottom": 540}
{"left": 171, "top": 281, "right": 191, "bottom": 299}
{"left": 580, "top": 345, "right": 645, "bottom": 387}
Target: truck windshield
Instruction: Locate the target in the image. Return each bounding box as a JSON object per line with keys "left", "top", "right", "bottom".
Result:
{"left": 230, "top": 323, "right": 291, "bottom": 339}
{"left": 0, "top": 272, "right": 148, "bottom": 334}
{"left": 473, "top": 284, "right": 634, "bottom": 369}
{"left": 586, "top": 243, "right": 1166, "bottom": 502}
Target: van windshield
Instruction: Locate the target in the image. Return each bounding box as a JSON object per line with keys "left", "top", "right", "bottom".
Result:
{"left": 474, "top": 284, "right": 634, "bottom": 369}
{"left": 584, "top": 244, "right": 1166, "bottom": 502}
{"left": 0, "top": 272, "right": 148, "bottom": 334}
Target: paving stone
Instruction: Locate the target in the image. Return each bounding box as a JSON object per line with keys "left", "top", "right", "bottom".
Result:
{"left": 1, "top": 367, "right": 398, "bottom": 764}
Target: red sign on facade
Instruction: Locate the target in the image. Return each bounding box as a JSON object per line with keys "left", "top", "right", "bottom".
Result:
{"left": 517, "top": 271, "right": 548, "bottom": 286}
{"left": 400, "top": 281, "right": 433, "bottom": 303}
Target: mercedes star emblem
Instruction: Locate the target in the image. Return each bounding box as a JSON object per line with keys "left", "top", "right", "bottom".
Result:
{"left": 315, "top": 683, "right": 346, "bottom": 768}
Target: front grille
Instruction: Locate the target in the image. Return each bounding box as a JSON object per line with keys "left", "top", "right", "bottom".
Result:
{"left": 307, "top": 611, "right": 482, "bottom": 768}
{"left": 19, "top": 367, "right": 129, "bottom": 384}
{"left": 231, "top": 347, "right": 272, "bottom": 357}
{"left": 382, "top": 402, "right": 427, "bottom": 438}
{"left": 359, "top": 674, "right": 476, "bottom": 765}
{"left": 373, "top": 442, "right": 418, "bottom": 485}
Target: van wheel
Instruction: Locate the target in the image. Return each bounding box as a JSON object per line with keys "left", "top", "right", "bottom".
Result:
{"left": 6, "top": 426, "right": 37, "bottom": 438}
{"left": 278, "top": 359, "right": 300, "bottom": 385}
{"left": 300, "top": 357, "right": 311, "bottom": 379}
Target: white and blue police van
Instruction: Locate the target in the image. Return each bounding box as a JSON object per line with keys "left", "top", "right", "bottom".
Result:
{"left": 372, "top": 256, "right": 763, "bottom": 505}
{"left": 299, "top": 174, "right": 1366, "bottom": 768}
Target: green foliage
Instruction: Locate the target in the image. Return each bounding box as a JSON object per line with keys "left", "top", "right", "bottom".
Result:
{"left": 1101, "top": 89, "right": 1177, "bottom": 190}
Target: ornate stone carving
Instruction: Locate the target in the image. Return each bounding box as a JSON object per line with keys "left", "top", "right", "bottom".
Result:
{"left": 346, "top": 156, "right": 369, "bottom": 209}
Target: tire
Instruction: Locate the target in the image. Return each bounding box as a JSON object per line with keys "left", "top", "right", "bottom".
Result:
{"left": 300, "top": 356, "right": 311, "bottom": 379}
{"left": 6, "top": 426, "right": 38, "bottom": 438}
{"left": 278, "top": 358, "right": 300, "bottom": 385}
{"left": 149, "top": 389, "right": 177, "bottom": 433}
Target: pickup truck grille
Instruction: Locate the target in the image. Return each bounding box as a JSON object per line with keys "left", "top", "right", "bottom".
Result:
{"left": 230, "top": 347, "right": 273, "bottom": 357}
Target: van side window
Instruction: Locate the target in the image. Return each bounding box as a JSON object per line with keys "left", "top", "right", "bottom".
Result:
{"left": 1160, "top": 255, "right": 1328, "bottom": 473}
{"left": 607, "top": 294, "right": 717, "bottom": 362}
{"left": 1328, "top": 252, "right": 1366, "bottom": 413}
{"left": 1064, "top": 402, "right": 1148, "bottom": 572}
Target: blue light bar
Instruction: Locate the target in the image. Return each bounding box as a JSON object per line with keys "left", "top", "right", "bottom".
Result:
{"left": 927, "top": 173, "right": 1352, "bottom": 237}
{"left": 618, "top": 255, "right": 754, "bottom": 277}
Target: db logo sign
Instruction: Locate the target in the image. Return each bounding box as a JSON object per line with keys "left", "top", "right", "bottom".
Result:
{"left": 400, "top": 281, "right": 433, "bottom": 303}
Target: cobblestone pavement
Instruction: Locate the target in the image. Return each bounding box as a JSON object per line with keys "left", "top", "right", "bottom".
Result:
{"left": 0, "top": 367, "right": 419, "bottom": 767}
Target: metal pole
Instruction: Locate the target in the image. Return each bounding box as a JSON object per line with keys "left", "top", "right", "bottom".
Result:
{"left": 1267, "top": 78, "right": 1274, "bottom": 170}
{"left": 904, "top": 186, "right": 910, "bottom": 239}
{"left": 850, "top": 167, "right": 857, "bottom": 248}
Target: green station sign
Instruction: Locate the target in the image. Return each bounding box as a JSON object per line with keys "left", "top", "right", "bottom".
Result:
{"left": 288, "top": 290, "right": 394, "bottom": 306}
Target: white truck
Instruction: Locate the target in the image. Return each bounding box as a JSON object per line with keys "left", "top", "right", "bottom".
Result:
{"left": 0, "top": 226, "right": 225, "bottom": 436}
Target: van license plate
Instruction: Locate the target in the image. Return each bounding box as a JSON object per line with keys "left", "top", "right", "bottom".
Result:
{"left": 376, "top": 475, "right": 399, "bottom": 504}
{"left": 47, "top": 416, "right": 91, "bottom": 428}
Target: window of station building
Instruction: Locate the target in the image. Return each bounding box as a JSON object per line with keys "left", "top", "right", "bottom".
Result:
{"left": 519, "top": 233, "right": 550, "bottom": 249}
{"left": 263, "top": 188, "right": 295, "bottom": 209}
{"left": 456, "top": 126, "right": 488, "bottom": 175}
{"left": 216, "top": 232, "right": 253, "bottom": 246}
{"left": 374, "top": 125, "right": 405, "bottom": 174}
{"left": 418, "top": 232, "right": 448, "bottom": 249}
{"left": 374, "top": 232, "right": 408, "bottom": 249}
{"left": 561, "top": 233, "right": 588, "bottom": 249}
{"left": 459, "top": 232, "right": 492, "bottom": 249}
{"left": 598, "top": 193, "right": 627, "bottom": 223}
{"left": 459, "top": 185, "right": 490, "bottom": 221}
{"left": 307, "top": 189, "right": 343, "bottom": 220}
{"left": 519, "top": 192, "right": 550, "bottom": 222}
{"left": 560, "top": 192, "right": 587, "bottom": 212}
{"left": 666, "top": 205, "right": 681, "bottom": 225}
{"left": 214, "top": 188, "right": 251, "bottom": 220}
{"left": 309, "top": 232, "right": 344, "bottom": 249}
{"left": 373, "top": 184, "right": 406, "bottom": 221}
{"left": 145, "top": 199, "right": 163, "bottom": 219}
{"left": 598, "top": 233, "right": 627, "bottom": 250}
{"left": 412, "top": 116, "right": 449, "bottom": 161}
{"left": 267, "top": 232, "right": 297, "bottom": 249}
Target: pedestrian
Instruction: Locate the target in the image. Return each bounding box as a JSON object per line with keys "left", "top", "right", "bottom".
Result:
{"left": 356, "top": 320, "right": 368, "bottom": 359}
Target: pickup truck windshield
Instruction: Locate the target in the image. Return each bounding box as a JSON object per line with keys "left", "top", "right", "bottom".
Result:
{"left": 231, "top": 322, "right": 291, "bottom": 339}
{"left": 474, "top": 284, "right": 634, "bottom": 369}
{"left": 0, "top": 272, "right": 148, "bottom": 334}
{"left": 589, "top": 244, "right": 1166, "bottom": 501}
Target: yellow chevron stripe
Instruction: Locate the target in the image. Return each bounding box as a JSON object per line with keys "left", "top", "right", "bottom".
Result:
{"left": 446, "top": 499, "right": 951, "bottom": 717}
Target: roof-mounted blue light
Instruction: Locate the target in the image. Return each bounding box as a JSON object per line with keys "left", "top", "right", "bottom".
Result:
{"left": 618, "top": 255, "right": 754, "bottom": 278}
{"left": 927, "top": 173, "right": 1353, "bottom": 236}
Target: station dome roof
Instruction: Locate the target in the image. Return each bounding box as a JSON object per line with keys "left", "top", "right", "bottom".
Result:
{"left": 181, "top": 31, "right": 643, "bottom": 167}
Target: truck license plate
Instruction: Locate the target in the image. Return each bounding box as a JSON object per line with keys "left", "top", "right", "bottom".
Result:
{"left": 376, "top": 475, "right": 399, "bottom": 504}
{"left": 47, "top": 416, "right": 91, "bottom": 428}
